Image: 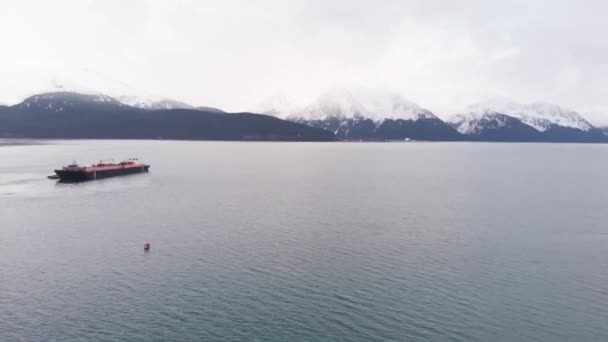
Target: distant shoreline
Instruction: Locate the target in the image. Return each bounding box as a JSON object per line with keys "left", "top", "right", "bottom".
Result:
{"left": 1, "top": 138, "right": 607, "bottom": 145}
{"left": 0, "top": 139, "right": 51, "bottom": 147}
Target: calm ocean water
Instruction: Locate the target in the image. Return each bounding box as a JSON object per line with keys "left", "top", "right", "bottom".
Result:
{"left": 1, "top": 140, "right": 607, "bottom": 341}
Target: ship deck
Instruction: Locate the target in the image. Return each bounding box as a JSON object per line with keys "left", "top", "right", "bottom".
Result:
{"left": 83, "top": 164, "right": 148, "bottom": 172}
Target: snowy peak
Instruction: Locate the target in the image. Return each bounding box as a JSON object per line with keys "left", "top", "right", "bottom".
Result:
{"left": 458, "top": 99, "right": 593, "bottom": 132}
{"left": 18, "top": 68, "right": 204, "bottom": 112}
{"left": 261, "top": 88, "right": 437, "bottom": 122}
{"left": 522, "top": 102, "right": 592, "bottom": 131}
{"left": 15, "top": 92, "right": 123, "bottom": 111}
{"left": 449, "top": 111, "right": 530, "bottom": 135}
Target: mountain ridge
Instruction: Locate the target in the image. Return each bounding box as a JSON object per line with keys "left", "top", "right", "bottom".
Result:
{"left": 0, "top": 92, "right": 335, "bottom": 141}
{"left": 267, "top": 91, "right": 606, "bottom": 142}
{"left": 1, "top": 90, "right": 607, "bottom": 143}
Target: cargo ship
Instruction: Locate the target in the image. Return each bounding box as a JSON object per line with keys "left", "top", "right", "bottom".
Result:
{"left": 53, "top": 159, "right": 150, "bottom": 181}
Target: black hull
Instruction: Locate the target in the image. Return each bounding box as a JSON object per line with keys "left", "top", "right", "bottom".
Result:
{"left": 55, "top": 165, "right": 150, "bottom": 182}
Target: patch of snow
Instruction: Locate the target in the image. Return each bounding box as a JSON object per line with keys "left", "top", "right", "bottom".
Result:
{"left": 118, "top": 95, "right": 194, "bottom": 110}
{"left": 449, "top": 111, "right": 511, "bottom": 134}
{"left": 449, "top": 112, "right": 481, "bottom": 134}
{"left": 98, "top": 96, "right": 112, "bottom": 103}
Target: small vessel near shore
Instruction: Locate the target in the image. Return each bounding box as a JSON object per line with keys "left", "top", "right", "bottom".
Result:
{"left": 53, "top": 159, "right": 150, "bottom": 181}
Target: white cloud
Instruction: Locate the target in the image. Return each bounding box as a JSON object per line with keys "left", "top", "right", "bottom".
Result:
{"left": 0, "top": 0, "right": 607, "bottom": 124}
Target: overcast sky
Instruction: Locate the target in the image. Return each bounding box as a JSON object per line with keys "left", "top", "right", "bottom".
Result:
{"left": 1, "top": 0, "right": 607, "bottom": 122}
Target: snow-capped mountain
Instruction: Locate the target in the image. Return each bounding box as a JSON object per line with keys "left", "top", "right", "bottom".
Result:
{"left": 10, "top": 92, "right": 226, "bottom": 117}
{"left": 12, "top": 67, "right": 208, "bottom": 112}
{"left": 260, "top": 88, "right": 461, "bottom": 141}
{"left": 15, "top": 92, "right": 124, "bottom": 112}
{"left": 451, "top": 98, "right": 593, "bottom": 134}
{"left": 19, "top": 86, "right": 218, "bottom": 113}
{"left": 446, "top": 98, "right": 608, "bottom": 142}
{"left": 262, "top": 88, "right": 437, "bottom": 122}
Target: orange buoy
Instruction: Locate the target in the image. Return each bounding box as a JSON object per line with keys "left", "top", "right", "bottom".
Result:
{"left": 144, "top": 243, "right": 150, "bottom": 251}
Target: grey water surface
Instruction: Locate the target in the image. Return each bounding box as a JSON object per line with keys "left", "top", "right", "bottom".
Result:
{"left": 1, "top": 140, "right": 607, "bottom": 341}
